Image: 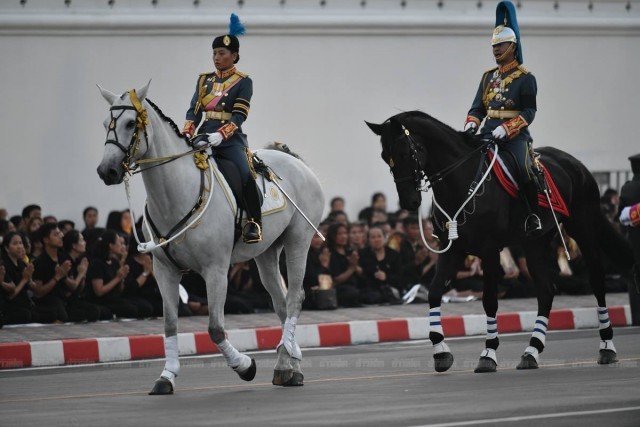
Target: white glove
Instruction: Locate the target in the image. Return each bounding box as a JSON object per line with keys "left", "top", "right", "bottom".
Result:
{"left": 192, "top": 136, "right": 208, "bottom": 148}
{"left": 492, "top": 125, "right": 507, "bottom": 140}
{"left": 619, "top": 206, "right": 632, "bottom": 226}
{"left": 183, "top": 132, "right": 192, "bottom": 139}
{"left": 463, "top": 122, "right": 477, "bottom": 133}
{"left": 207, "top": 132, "right": 224, "bottom": 147}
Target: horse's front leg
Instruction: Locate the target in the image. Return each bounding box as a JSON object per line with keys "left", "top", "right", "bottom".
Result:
{"left": 517, "top": 240, "right": 556, "bottom": 369}
{"left": 149, "top": 258, "right": 183, "bottom": 395}
{"left": 474, "top": 249, "right": 501, "bottom": 373}
{"left": 205, "top": 265, "right": 256, "bottom": 381}
{"left": 428, "top": 250, "right": 462, "bottom": 372}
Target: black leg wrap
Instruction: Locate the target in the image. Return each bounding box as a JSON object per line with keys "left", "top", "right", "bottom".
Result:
{"left": 485, "top": 337, "right": 500, "bottom": 351}
{"left": 429, "top": 331, "right": 444, "bottom": 345}
{"left": 599, "top": 325, "right": 613, "bottom": 341}
{"left": 529, "top": 337, "right": 545, "bottom": 354}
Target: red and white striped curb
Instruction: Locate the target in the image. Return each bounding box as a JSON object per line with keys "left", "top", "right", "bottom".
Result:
{"left": 0, "top": 305, "right": 632, "bottom": 369}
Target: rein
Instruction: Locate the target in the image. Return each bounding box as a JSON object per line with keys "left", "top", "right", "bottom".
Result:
{"left": 394, "top": 125, "right": 497, "bottom": 253}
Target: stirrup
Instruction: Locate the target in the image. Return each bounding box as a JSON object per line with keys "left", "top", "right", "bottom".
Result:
{"left": 242, "top": 219, "right": 262, "bottom": 244}
{"left": 524, "top": 214, "right": 542, "bottom": 237}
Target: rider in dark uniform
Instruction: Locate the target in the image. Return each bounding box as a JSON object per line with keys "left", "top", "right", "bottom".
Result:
{"left": 463, "top": 1, "right": 541, "bottom": 237}
{"left": 181, "top": 14, "right": 262, "bottom": 244}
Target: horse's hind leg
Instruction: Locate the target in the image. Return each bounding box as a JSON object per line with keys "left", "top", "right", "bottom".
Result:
{"left": 204, "top": 265, "right": 256, "bottom": 381}
{"left": 474, "top": 250, "right": 501, "bottom": 373}
{"left": 149, "top": 259, "right": 182, "bottom": 395}
{"left": 567, "top": 216, "right": 618, "bottom": 364}
{"left": 517, "top": 239, "right": 555, "bottom": 370}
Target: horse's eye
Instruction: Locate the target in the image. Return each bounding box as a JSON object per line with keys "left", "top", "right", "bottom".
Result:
{"left": 126, "top": 120, "right": 136, "bottom": 130}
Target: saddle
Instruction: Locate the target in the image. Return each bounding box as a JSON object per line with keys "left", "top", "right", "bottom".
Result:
{"left": 482, "top": 147, "right": 570, "bottom": 217}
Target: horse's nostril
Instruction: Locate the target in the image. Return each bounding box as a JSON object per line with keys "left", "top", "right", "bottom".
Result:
{"left": 107, "top": 168, "right": 118, "bottom": 178}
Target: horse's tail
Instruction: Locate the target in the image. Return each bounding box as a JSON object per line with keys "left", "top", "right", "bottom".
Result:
{"left": 599, "top": 212, "right": 635, "bottom": 269}
{"left": 263, "top": 141, "right": 304, "bottom": 162}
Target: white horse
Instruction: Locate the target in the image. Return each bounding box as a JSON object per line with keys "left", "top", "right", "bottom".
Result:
{"left": 96, "top": 81, "right": 324, "bottom": 394}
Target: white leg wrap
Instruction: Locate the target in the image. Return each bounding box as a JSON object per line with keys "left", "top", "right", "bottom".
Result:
{"left": 433, "top": 341, "right": 451, "bottom": 355}
{"left": 163, "top": 335, "right": 180, "bottom": 377}
{"left": 217, "top": 339, "right": 252, "bottom": 372}
{"left": 160, "top": 369, "right": 176, "bottom": 388}
{"left": 480, "top": 348, "right": 497, "bottom": 364}
{"left": 524, "top": 346, "right": 540, "bottom": 363}
{"left": 597, "top": 307, "right": 611, "bottom": 329}
{"left": 600, "top": 339, "right": 617, "bottom": 353}
{"left": 278, "top": 317, "right": 302, "bottom": 360}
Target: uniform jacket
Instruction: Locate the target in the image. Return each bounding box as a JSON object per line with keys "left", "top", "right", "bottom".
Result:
{"left": 466, "top": 60, "right": 537, "bottom": 142}
{"left": 183, "top": 67, "right": 252, "bottom": 141}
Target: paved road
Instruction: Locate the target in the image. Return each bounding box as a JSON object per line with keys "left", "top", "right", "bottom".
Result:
{"left": 1, "top": 328, "right": 639, "bottom": 427}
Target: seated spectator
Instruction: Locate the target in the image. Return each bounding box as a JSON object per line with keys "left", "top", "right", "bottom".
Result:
{"left": 348, "top": 222, "right": 367, "bottom": 252}
{"left": 448, "top": 255, "right": 483, "bottom": 299}
{"left": 62, "top": 230, "right": 109, "bottom": 321}
{"left": 31, "top": 224, "right": 74, "bottom": 322}
{"left": 9, "top": 215, "right": 22, "bottom": 231}
{"left": 327, "top": 222, "right": 363, "bottom": 307}
{"left": 0, "top": 218, "right": 15, "bottom": 242}
{"left": 302, "top": 232, "right": 334, "bottom": 310}
{"left": 124, "top": 236, "right": 161, "bottom": 317}
{"left": 508, "top": 244, "right": 536, "bottom": 296}
{"left": 1, "top": 232, "right": 54, "bottom": 324}
{"left": 105, "top": 210, "right": 131, "bottom": 237}
{"left": 86, "top": 230, "right": 148, "bottom": 319}
{"left": 359, "top": 226, "right": 403, "bottom": 304}
{"left": 179, "top": 272, "right": 209, "bottom": 316}
{"left": 227, "top": 260, "right": 272, "bottom": 314}
{"left": 82, "top": 206, "right": 99, "bottom": 234}
{"left": 358, "top": 192, "right": 387, "bottom": 224}
{"left": 398, "top": 215, "right": 438, "bottom": 292}
{"left": 43, "top": 215, "right": 58, "bottom": 225}
{"left": 369, "top": 208, "right": 388, "bottom": 227}
{"left": 325, "top": 210, "right": 348, "bottom": 226}
{"left": 329, "top": 196, "right": 345, "bottom": 214}
{"left": 553, "top": 227, "right": 590, "bottom": 295}
{"left": 20, "top": 204, "right": 41, "bottom": 232}
{"left": 497, "top": 247, "right": 530, "bottom": 299}
{"left": 58, "top": 220, "right": 75, "bottom": 235}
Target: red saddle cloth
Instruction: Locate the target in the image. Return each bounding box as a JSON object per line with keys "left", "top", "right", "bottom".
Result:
{"left": 488, "top": 151, "right": 570, "bottom": 217}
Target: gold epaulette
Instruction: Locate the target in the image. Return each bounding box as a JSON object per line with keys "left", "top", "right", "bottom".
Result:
{"left": 517, "top": 65, "right": 530, "bottom": 74}
{"left": 235, "top": 70, "right": 248, "bottom": 78}
{"left": 199, "top": 71, "right": 214, "bottom": 76}
{"left": 484, "top": 66, "right": 498, "bottom": 75}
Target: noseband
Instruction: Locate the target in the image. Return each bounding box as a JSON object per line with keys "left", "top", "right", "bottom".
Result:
{"left": 105, "top": 89, "right": 149, "bottom": 174}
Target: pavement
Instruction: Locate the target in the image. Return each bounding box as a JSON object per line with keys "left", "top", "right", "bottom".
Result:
{"left": 0, "top": 292, "right": 633, "bottom": 370}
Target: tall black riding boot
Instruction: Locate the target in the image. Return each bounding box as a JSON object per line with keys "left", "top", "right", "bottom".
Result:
{"left": 242, "top": 180, "right": 263, "bottom": 244}
{"left": 522, "top": 180, "right": 542, "bottom": 237}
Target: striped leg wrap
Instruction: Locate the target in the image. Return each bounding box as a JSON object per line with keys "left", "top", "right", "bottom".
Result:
{"left": 486, "top": 316, "right": 498, "bottom": 340}
{"left": 531, "top": 316, "right": 548, "bottom": 347}
{"left": 429, "top": 308, "right": 443, "bottom": 336}
{"left": 597, "top": 307, "right": 611, "bottom": 329}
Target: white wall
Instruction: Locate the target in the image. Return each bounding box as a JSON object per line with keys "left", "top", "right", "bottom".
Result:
{"left": 1, "top": 0, "right": 639, "bottom": 226}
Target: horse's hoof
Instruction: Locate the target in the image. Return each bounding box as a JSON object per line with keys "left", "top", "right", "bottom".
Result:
{"left": 148, "top": 377, "right": 174, "bottom": 395}
{"left": 272, "top": 369, "right": 294, "bottom": 386}
{"left": 597, "top": 349, "right": 618, "bottom": 365}
{"left": 236, "top": 359, "right": 257, "bottom": 382}
{"left": 474, "top": 357, "right": 497, "bottom": 373}
{"left": 434, "top": 352, "right": 454, "bottom": 373}
{"left": 516, "top": 354, "right": 539, "bottom": 370}
{"left": 283, "top": 372, "right": 304, "bottom": 387}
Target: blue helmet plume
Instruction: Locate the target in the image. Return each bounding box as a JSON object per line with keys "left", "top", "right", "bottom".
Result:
{"left": 495, "top": 1, "right": 522, "bottom": 64}
{"left": 229, "top": 13, "right": 246, "bottom": 37}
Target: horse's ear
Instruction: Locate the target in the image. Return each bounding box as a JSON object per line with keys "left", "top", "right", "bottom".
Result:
{"left": 365, "top": 121, "right": 384, "bottom": 136}
{"left": 136, "top": 79, "right": 152, "bottom": 102}
{"left": 97, "top": 84, "right": 118, "bottom": 105}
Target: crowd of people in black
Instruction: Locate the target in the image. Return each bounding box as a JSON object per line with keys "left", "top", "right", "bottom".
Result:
{"left": 0, "top": 189, "right": 630, "bottom": 326}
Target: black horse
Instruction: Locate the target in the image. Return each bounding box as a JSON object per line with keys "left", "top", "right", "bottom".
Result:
{"left": 367, "top": 111, "right": 634, "bottom": 373}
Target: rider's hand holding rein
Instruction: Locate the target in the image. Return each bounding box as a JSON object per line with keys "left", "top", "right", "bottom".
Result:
{"left": 207, "top": 132, "right": 224, "bottom": 147}
{"left": 491, "top": 125, "right": 507, "bottom": 140}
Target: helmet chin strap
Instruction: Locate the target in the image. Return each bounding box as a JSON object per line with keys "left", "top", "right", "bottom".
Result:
{"left": 495, "top": 43, "right": 516, "bottom": 64}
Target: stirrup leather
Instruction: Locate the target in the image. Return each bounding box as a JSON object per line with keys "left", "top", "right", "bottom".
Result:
{"left": 242, "top": 219, "right": 262, "bottom": 243}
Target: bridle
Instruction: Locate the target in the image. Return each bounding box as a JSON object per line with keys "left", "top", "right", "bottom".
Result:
{"left": 105, "top": 89, "right": 150, "bottom": 175}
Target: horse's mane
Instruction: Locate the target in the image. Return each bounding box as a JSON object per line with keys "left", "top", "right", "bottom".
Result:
{"left": 263, "top": 141, "right": 306, "bottom": 163}
{"left": 391, "top": 110, "right": 478, "bottom": 147}
{"left": 145, "top": 98, "right": 190, "bottom": 145}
